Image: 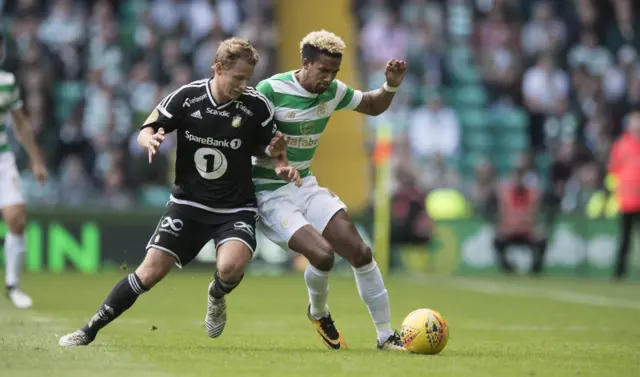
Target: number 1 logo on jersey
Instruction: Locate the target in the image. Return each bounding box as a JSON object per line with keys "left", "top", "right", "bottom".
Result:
{"left": 194, "top": 147, "right": 228, "bottom": 180}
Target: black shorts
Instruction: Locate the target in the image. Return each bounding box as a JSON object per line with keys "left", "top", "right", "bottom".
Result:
{"left": 146, "top": 201, "right": 258, "bottom": 267}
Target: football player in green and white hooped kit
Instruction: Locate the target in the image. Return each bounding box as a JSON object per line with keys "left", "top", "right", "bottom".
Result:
{"left": 254, "top": 30, "right": 408, "bottom": 351}
{"left": 0, "top": 32, "right": 49, "bottom": 309}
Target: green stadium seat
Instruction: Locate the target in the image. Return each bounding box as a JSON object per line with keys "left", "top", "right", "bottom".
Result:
{"left": 446, "top": 86, "right": 488, "bottom": 108}
{"left": 457, "top": 108, "right": 489, "bottom": 130}
{"left": 447, "top": 45, "right": 472, "bottom": 64}
{"left": 492, "top": 108, "right": 529, "bottom": 131}
{"left": 53, "top": 81, "right": 85, "bottom": 123}
{"left": 450, "top": 64, "right": 481, "bottom": 85}
{"left": 121, "top": 0, "right": 142, "bottom": 21}
{"left": 498, "top": 132, "right": 529, "bottom": 151}
{"left": 464, "top": 131, "right": 493, "bottom": 152}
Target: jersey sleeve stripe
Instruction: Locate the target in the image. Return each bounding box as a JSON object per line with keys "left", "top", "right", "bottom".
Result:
{"left": 157, "top": 104, "right": 173, "bottom": 119}
{"left": 244, "top": 88, "right": 275, "bottom": 126}
{"left": 343, "top": 90, "right": 363, "bottom": 111}
{"left": 159, "top": 79, "right": 208, "bottom": 115}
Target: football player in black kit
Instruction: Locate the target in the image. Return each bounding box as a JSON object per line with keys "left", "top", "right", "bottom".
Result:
{"left": 59, "top": 38, "right": 301, "bottom": 346}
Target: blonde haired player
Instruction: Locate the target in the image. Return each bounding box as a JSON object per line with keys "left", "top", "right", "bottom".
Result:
{"left": 59, "top": 38, "right": 300, "bottom": 347}
{"left": 0, "top": 34, "right": 48, "bottom": 309}
{"left": 254, "top": 30, "right": 407, "bottom": 350}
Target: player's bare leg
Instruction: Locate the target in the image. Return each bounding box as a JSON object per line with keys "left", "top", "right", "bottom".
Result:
{"left": 323, "top": 210, "right": 404, "bottom": 351}
{"left": 2, "top": 204, "right": 31, "bottom": 309}
{"left": 59, "top": 248, "right": 173, "bottom": 346}
{"left": 288, "top": 225, "right": 347, "bottom": 350}
{"left": 205, "top": 240, "right": 252, "bottom": 338}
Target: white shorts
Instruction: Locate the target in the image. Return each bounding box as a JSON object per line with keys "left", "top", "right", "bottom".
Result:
{"left": 0, "top": 152, "right": 24, "bottom": 208}
{"left": 256, "top": 176, "right": 346, "bottom": 249}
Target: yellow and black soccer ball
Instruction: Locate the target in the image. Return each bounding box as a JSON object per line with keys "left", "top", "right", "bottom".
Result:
{"left": 400, "top": 308, "right": 449, "bottom": 354}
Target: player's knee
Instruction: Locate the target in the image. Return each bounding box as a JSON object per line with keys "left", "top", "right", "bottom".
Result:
{"left": 311, "top": 242, "right": 335, "bottom": 272}
{"left": 216, "top": 258, "right": 247, "bottom": 282}
{"left": 135, "top": 249, "right": 175, "bottom": 288}
{"left": 349, "top": 244, "right": 373, "bottom": 268}
{"left": 3, "top": 208, "right": 26, "bottom": 235}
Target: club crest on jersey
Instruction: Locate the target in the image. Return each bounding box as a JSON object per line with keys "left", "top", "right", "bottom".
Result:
{"left": 232, "top": 115, "right": 242, "bottom": 128}
{"left": 317, "top": 103, "right": 329, "bottom": 117}
{"left": 300, "top": 120, "right": 314, "bottom": 135}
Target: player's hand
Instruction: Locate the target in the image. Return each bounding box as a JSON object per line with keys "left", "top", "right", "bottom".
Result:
{"left": 384, "top": 59, "right": 408, "bottom": 88}
{"left": 31, "top": 162, "right": 48, "bottom": 184}
{"left": 269, "top": 131, "right": 288, "bottom": 157}
{"left": 147, "top": 128, "right": 165, "bottom": 163}
{"left": 275, "top": 166, "right": 302, "bottom": 186}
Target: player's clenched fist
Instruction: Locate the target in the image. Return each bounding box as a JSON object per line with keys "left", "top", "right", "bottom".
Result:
{"left": 384, "top": 59, "right": 408, "bottom": 88}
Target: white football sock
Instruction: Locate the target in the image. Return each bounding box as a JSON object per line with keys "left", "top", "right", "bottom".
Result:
{"left": 304, "top": 264, "right": 330, "bottom": 319}
{"left": 4, "top": 232, "right": 26, "bottom": 287}
{"left": 353, "top": 259, "right": 393, "bottom": 343}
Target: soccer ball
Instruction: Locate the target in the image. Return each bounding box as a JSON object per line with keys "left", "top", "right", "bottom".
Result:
{"left": 400, "top": 308, "right": 449, "bottom": 354}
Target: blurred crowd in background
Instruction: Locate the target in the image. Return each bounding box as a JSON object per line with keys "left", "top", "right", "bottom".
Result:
{"left": 0, "top": 0, "right": 636, "bottom": 233}
{"left": 0, "top": 0, "right": 277, "bottom": 208}
{"left": 353, "top": 0, "right": 640, "bottom": 244}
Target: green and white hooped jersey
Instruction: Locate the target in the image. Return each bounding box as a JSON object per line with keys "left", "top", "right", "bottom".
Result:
{"left": 253, "top": 71, "right": 362, "bottom": 192}
{"left": 0, "top": 71, "right": 22, "bottom": 155}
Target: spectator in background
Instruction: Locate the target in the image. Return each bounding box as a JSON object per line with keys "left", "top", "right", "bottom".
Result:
{"left": 521, "top": 1, "right": 566, "bottom": 62}
{"left": 567, "top": 29, "right": 613, "bottom": 76}
{"left": 494, "top": 166, "right": 547, "bottom": 275}
{"left": 548, "top": 141, "right": 579, "bottom": 210}
{"left": 543, "top": 99, "right": 581, "bottom": 151}
{"left": 390, "top": 164, "right": 432, "bottom": 245}
{"left": 608, "top": 106, "right": 640, "bottom": 279}
{"left": 408, "top": 92, "right": 460, "bottom": 163}
{"left": 522, "top": 53, "right": 570, "bottom": 150}
{"left": 478, "top": 11, "right": 522, "bottom": 101}
{"left": 360, "top": 7, "right": 409, "bottom": 67}
{"left": 466, "top": 157, "right": 497, "bottom": 221}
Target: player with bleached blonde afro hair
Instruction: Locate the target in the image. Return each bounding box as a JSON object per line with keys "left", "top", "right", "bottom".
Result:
{"left": 299, "top": 30, "right": 346, "bottom": 57}
{"left": 254, "top": 29, "right": 409, "bottom": 351}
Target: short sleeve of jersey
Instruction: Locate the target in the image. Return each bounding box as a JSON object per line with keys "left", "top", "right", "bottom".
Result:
{"left": 141, "top": 86, "right": 187, "bottom": 133}
{"left": 250, "top": 86, "right": 277, "bottom": 146}
{"left": 1, "top": 73, "right": 23, "bottom": 111}
{"left": 335, "top": 80, "right": 363, "bottom": 111}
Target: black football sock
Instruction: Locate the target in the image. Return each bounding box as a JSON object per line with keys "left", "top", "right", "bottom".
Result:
{"left": 209, "top": 271, "right": 243, "bottom": 299}
{"left": 82, "top": 273, "right": 149, "bottom": 339}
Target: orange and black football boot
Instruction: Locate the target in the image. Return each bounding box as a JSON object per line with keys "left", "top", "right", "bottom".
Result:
{"left": 306, "top": 305, "right": 348, "bottom": 350}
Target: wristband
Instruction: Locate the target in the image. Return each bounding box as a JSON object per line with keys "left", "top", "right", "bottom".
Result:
{"left": 265, "top": 146, "right": 272, "bottom": 157}
{"left": 383, "top": 81, "right": 399, "bottom": 93}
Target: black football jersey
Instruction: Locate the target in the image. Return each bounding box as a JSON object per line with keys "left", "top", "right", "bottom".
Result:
{"left": 141, "top": 78, "right": 277, "bottom": 214}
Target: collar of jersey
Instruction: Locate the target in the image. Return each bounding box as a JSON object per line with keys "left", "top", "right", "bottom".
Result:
{"left": 206, "top": 77, "right": 235, "bottom": 109}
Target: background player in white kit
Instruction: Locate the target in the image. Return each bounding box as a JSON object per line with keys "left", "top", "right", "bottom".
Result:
{"left": 0, "top": 34, "right": 48, "bottom": 309}
{"left": 254, "top": 30, "right": 407, "bottom": 350}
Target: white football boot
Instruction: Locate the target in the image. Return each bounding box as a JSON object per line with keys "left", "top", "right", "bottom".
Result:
{"left": 59, "top": 330, "right": 92, "bottom": 346}
{"left": 6, "top": 287, "right": 33, "bottom": 309}
{"left": 204, "top": 281, "right": 227, "bottom": 338}
{"left": 377, "top": 331, "right": 406, "bottom": 351}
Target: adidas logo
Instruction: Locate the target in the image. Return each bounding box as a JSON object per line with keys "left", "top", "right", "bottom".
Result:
{"left": 191, "top": 110, "right": 202, "bottom": 119}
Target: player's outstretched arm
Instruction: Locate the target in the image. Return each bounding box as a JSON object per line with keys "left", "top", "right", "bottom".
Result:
{"left": 10, "top": 108, "right": 48, "bottom": 183}
{"left": 137, "top": 126, "right": 165, "bottom": 164}
{"left": 354, "top": 59, "right": 407, "bottom": 116}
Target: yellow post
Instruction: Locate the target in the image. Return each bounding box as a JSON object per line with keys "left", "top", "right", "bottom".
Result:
{"left": 372, "top": 122, "right": 392, "bottom": 276}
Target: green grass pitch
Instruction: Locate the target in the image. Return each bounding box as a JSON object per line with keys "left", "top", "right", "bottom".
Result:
{"left": 1, "top": 271, "right": 639, "bottom": 377}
